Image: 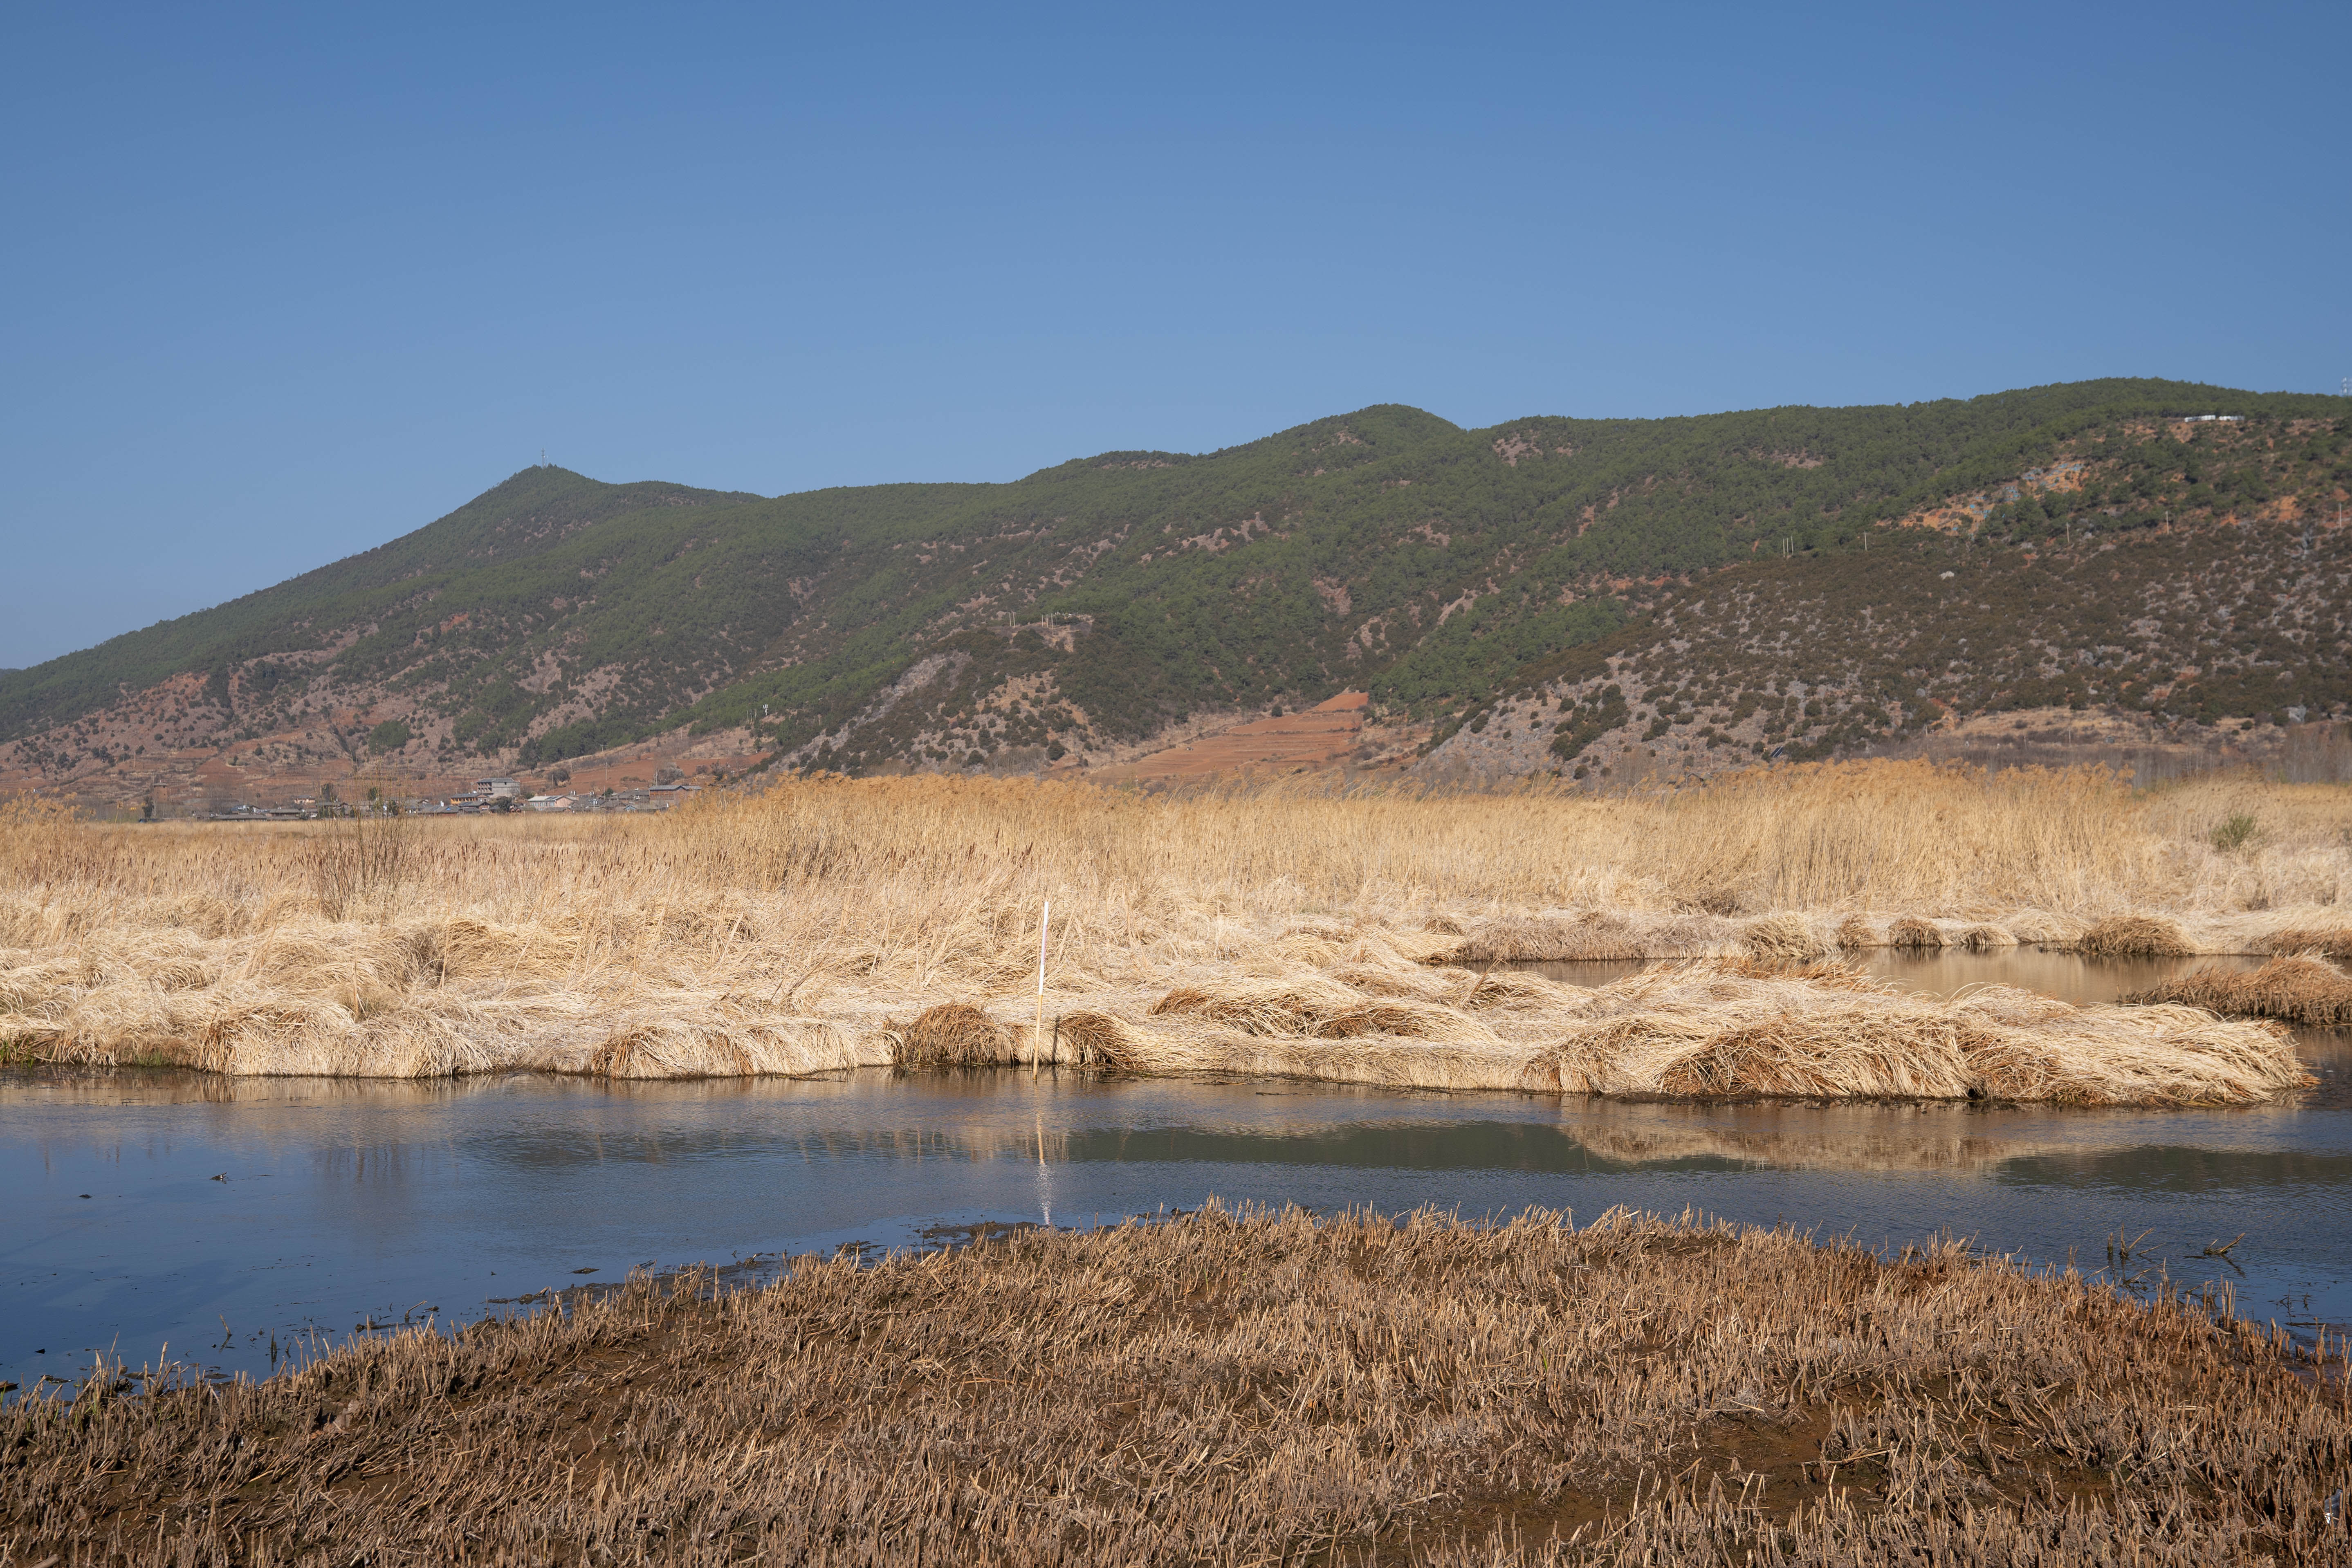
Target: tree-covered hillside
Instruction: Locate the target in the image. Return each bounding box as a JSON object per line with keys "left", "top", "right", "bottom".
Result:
{"left": 2, "top": 379, "right": 2345, "bottom": 790}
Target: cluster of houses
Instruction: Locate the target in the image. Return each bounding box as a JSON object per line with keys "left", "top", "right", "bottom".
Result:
{"left": 193, "top": 776, "right": 706, "bottom": 821}
{"left": 420, "top": 777, "right": 706, "bottom": 814}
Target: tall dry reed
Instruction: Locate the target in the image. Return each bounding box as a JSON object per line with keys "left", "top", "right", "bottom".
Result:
{"left": 1, "top": 763, "right": 2344, "bottom": 1085}
{"left": 308, "top": 809, "right": 412, "bottom": 921}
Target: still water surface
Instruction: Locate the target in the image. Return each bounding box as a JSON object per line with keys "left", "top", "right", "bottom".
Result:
{"left": 4, "top": 951, "right": 2346, "bottom": 1396}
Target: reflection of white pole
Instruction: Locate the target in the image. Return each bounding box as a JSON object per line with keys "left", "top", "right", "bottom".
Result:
{"left": 1034, "top": 899, "right": 1050, "bottom": 1070}
{"left": 1036, "top": 1112, "right": 1053, "bottom": 1227}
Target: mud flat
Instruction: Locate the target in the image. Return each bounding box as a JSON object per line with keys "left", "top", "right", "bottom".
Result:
{"left": 6, "top": 1206, "right": 2347, "bottom": 1565}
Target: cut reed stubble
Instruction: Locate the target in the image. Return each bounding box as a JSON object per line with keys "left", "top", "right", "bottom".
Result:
{"left": 4, "top": 1207, "right": 2344, "bottom": 1566}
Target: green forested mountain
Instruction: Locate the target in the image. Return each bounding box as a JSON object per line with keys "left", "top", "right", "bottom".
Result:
{"left": 2, "top": 378, "right": 2346, "bottom": 786}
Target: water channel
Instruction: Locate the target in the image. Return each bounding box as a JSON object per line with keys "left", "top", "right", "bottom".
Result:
{"left": 4, "top": 950, "right": 2346, "bottom": 1398}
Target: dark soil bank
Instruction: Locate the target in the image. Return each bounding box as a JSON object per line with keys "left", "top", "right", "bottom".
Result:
{"left": 6, "top": 1207, "right": 2349, "bottom": 1565}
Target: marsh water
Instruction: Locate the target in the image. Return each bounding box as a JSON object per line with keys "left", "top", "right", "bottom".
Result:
{"left": 4, "top": 951, "right": 2347, "bottom": 1396}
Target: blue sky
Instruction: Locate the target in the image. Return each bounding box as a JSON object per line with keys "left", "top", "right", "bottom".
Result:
{"left": 3, "top": 2, "right": 2345, "bottom": 668}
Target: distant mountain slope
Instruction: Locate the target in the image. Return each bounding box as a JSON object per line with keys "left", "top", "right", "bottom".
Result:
{"left": 2, "top": 379, "right": 2345, "bottom": 800}
{"left": 1432, "top": 505, "right": 2350, "bottom": 782}
{"left": 0, "top": 469, "right": 763, "bottom": 745}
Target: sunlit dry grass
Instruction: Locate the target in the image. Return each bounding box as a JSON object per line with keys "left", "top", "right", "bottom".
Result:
{"left": 0, "top": 762, "right": 2343, "bottom": 1094}
{"left": 2129, "top": 955, "right": 2352, "bottom": 1027}
{"left": 7, "top": 1207, "right": 2348, "bottom": 1565}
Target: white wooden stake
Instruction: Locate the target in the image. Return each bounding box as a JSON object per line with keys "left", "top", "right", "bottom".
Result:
{"left": 1034, "top": 899, "right": 1050, "bottom": 1069}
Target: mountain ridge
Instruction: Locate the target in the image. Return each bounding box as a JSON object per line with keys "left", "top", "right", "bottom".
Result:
{"left": 3, "top": 379, "right": 2346, "bottom": 806}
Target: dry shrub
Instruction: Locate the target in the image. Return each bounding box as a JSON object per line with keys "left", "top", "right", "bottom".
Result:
{"left": 1740, "top": 913, "right": 1827, "bottom": 963}
{"left": 895, "top": 1003, "right": 1014, "bottom": 1068}
{"left": 1886, "top": 917, "right": 1946, "bottom": 949}
{"left": 2126, "top": 956, "right": 2352, "bottom": 1027}
{"left": 2074, "top": 915, "right": 2191, "bottom": 957}
{"left": 2265, "top": 926, "right": 2352, "bottom": 959}
{"left": 1833, "top": 914, "right": 1877, "bottom": 949}
{"left": 308, "top": 812, "right": 411, "bottom": 921}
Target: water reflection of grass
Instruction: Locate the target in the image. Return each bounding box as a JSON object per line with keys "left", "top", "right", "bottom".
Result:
{"left": 5, "top": 1205, "right": 2343, "bottom": 1563}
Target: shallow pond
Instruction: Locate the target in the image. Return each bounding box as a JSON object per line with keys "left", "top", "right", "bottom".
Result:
{"left": 4, "top": 951, "right": 2346, "bottom": 1397}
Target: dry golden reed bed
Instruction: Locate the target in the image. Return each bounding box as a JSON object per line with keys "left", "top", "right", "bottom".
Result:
{"left": 7, "top": 1207, "right": 2349, "bottom": 1565}
{"left": 2129, "top": 955, "right": 2352, "bottom": 1027}
{"left": 0, "top": 762, "right": 2341, "bottom": 1101}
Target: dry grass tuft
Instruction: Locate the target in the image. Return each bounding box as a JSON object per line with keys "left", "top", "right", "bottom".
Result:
{"left": 7, "top": 1207, "right": 2346, "bottom": 1566}
{"left": 1959, "top": 987, "right": 2313, "bottom": 1104}
{"left": 1959, "top": 922, "right": 2018, "bottom": 949}
{"left": 1446, "top": 914, "right": 1635, "bottom": 962}
{"left": 1654, "top": 1019, "right": 1973, "bottom": 1099}
{"left": 2266, "top": 926, "right": 2352, "bottom": 960}
{"left": 1886, "top": 916, "right": 1946, "bottom": 949}
{"left": 1052, "top": 1011, "right": 1140, "bottom": 1069}
{"left": 1740, "top": 913, "right": 1828, "bottom": 963}
{"left": 2126, "top": 956, "right": 2352, "bottom": 1027}
{"left": 1833, "top": 913, "right": 1877, "bottom": 949}
{"left": 895, "top": 1003, "right": 1015, "bottom": 1068}
{"left": 1149, "top": 978, "right": 1483, "bottom": 1043}
{"left": 2074, "top": 914, "right": 2192, "bottom": 957}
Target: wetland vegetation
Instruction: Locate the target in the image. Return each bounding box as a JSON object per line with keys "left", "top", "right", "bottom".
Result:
{"left": 6, "top": 1205, "right": 2348, "bottom": 1564}
{"left": 0, "top": 762, "right": 2341, "bottom": 1103}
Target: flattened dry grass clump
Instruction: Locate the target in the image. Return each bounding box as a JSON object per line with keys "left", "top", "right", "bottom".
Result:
{"left": 1885, "top": 916, "right": 1945, "bottom": 949}
{"left": 2267, "top": 926, "right": 2352, "bottom": 960}
{"left": 2074, "top": 914, "right": 2193, "bottom": 957}
{"left": 1957, "top": 988, "right": 2315, "bottom": 1105}
{"left": 1091, "top": 959, "right": 2311, "bottom": 1106}
{"left": 1050, "top": 1010, "right": 1141, "bottom": 1069}
{"left": 2127, "top": 956, "right": 2352, "bottom": 1028}
{"left": 894, "top": 1003, "right": 1015, "bottom": 1068}
{"left": 1438, "top": 911, "right": 1731, "bottom": 964}
{"left": 7, "top": 1207, "right": 2348, "bottom": 1567}
{"left": 1739, "top": 913, "right": 1829, "bottom": 963}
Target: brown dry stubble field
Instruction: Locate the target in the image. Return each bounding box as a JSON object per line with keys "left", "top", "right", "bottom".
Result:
{"left": 4, "top": 1207, "right": 2349, "bottom": 1564}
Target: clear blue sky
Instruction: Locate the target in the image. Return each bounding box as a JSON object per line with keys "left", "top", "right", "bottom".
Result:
{"left": 3, "top": 2, "right": 2345, "bottom": 668}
